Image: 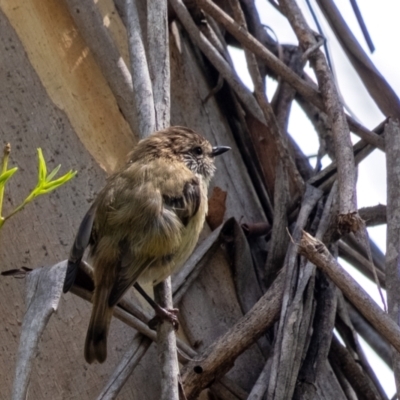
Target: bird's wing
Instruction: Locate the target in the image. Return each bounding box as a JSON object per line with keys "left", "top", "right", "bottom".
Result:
{"left": 162, "top": 177, "right": 201, "bottom": 226}
{"left": 63, "top": 202, "right": 97, "bottom": 293}
{"left": 108, "top": 241, "right": 156, "bottom": 307}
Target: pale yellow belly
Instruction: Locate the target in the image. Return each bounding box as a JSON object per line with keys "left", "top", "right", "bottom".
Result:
{"left": 139, "top": 184, "right": 208, "bottom": 286}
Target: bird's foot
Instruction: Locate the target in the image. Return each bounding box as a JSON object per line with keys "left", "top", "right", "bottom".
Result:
{"left": 148, "top": 306, "right": 179, "bottom": 330}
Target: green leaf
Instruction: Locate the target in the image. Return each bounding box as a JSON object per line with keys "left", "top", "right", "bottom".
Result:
{"left": 39, "top": 170, "right": 77, "bottom": 194}
{"left": 0, "top": 167, "right": 18, "bottom": 186}
{"left": 46, "top": 164, "right": 61, "bottom": 182}
{"left": 1, "top": 147, "right": 77, "bottom": 229}
{"left": 37, "top": 148, "right": 47, "bottom": 183}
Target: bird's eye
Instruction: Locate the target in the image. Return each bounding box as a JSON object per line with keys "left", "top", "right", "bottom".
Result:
{"left": 193, "top": 146, "right": 203, "bottom": 155}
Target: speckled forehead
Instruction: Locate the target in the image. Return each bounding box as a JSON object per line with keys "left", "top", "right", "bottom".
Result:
{"left": 130, "top": 128, "right": 214, "bottom": 162}
{"left": 163, "top": 130, "right": 211, "bottom": 152}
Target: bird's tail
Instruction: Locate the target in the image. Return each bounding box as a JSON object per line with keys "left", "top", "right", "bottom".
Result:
{"left": 84, "top": 287, "right": 113, "bottom": 364}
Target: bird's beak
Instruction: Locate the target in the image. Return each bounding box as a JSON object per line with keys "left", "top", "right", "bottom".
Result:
{"left": 211, "top": 146, "right": 231, "bottom": 156}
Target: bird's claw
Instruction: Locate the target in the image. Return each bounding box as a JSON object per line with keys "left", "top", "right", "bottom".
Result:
{"left": 148, "top": 307, "right": 179, "bottom": 330}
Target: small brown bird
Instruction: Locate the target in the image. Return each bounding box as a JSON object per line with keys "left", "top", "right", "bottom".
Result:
{"left": 63, "top": 126, "right": 230, "bottom": 363}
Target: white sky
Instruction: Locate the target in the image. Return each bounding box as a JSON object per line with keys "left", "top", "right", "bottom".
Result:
{"left": 229, "top": 0, "right": 400, "bottom": 396}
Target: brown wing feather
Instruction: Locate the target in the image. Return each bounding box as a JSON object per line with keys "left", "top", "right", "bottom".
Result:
{"left": 163, "top": 177, "right": 201, "bottom": 226}
{"left": 63, "top": 202, "right": 97, "bottom": 293}
{"left": 108, "top": 242, "right": 156, "bottom": 307}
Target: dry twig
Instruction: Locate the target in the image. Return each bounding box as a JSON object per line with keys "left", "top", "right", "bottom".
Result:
{"left": 299, "top": 231, "right": 400, "bottom": 354}
{"left": 279, "top": 0, "right": 359, "bottom": 233}
{"left": 384, "top": 118, "right": 400, "bottom": 393}
{"left": 169, "top": 0, "right": 266, "bottom": 124}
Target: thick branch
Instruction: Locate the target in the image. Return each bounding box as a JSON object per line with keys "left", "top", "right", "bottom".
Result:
{"left": 147, "top": 0, "right": 170, "bottom": 130}
{"left": 298, "top": 231, "right": 400, "bottom": 354}
{"left": 385, "top": 118, "right": 400, "bottom": 393}
{"left": 338, "top": 240, "right": 385, "bottom": 288}
{"left": 125, "top": 0, "right": 155, "bottom": 137}
{"left": 97, "top": 333, "right": 152, "bottom": 399}
{"left": 279, "top": 0, "right": 358, "bottom": 232}
{"left": 64, "top": 0, "right": 138, "bottom": 136}
{"left": 329, "top": 335, "right": 381, "bottom": 400}
{"left": 308, "top": 120, "right": 385, "bottom": 195}
{"left": 267, "top": 185, "right": 323, "bottom": 399}
{"left": 347, "top": 118, "right": 385, "bottom": 151}
{"left": 154, "top": 279, "right": 179, "bottom": 400}
{"left": 348, "top": 303, "right": 392, "bottom": 369}
{"left": 145, "top": 2, "right": 178, "bottom": 398}
{"left": 359, "top": 205, "right": 387, "bottom": 226}
{"left": 294, "top": 273, "right": 337, "bottom": 400}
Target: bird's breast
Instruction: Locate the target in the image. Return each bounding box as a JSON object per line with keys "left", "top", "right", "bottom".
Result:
{"left": 139, "top": 181, "right": 208, "bottom": 286}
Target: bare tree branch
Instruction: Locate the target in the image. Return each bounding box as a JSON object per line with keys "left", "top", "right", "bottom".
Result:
{"left": 169, "top": 0, "right": 266, "bottom": 124}
{"left": 228, "top": 0, "right": 304, "bottom": 193}
{"left": 348, "top": 304, "right": 392, "bottom": 369}
{"left": 279, "top": 0, "right": 359, "bottom": 233}
{"left": 329, "top": 335, "right": 382, "bottom": 400}
{"left": 12, "top": 262, "right": 66, "bottom": 400}
{"left": 125, "top": 0, "right": 155, "bottom": 137}
{"left": 316, "top": 0, "right": 400, "bottom": 120}
{"left": 267, "top": 185, "right": 323, "bottom": 399}
{"left": 338, "top": 240, "right": 385, "bottom": 287}
{"left": 197, "top": 0, "right": 322, "bottom": 106}
{"left": 97, "top": 333, "right": 152, "bottom": 400}
{"left": 359, "top": 205, "right": 387, "bottom": 226}
{"left": 155, "top": 279, "right": 180, "bottom": 400}
{"left": 64, "top": 0, "right": 138, "bottom": 137}
{"left": 147, "top": 0, "right": 170, "bottom": 130}
{"left": 299, "top": 232, "right": 400, "bottom": 354}
{"left": 384, "top": 118, "right": 400, "bottom": 394}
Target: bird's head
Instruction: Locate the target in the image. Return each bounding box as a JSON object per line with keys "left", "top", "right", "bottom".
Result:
{"left": 130, "top": 126, "right": 230, "bottom": 181}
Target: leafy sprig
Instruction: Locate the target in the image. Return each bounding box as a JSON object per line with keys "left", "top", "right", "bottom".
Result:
{"left": 0, "top": 145, "right": 77, "bottom": 229}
